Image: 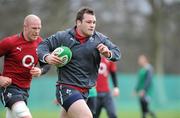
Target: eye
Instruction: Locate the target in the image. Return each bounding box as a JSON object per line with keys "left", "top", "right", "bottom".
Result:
{"left": 86, "top": 21, "right": 92, "bottom": 24}
{"left": 86, "top": 20, "right": 96, "bottom": 24}
{"left": 32, "top": 27, "right": 41, "bottom": 30}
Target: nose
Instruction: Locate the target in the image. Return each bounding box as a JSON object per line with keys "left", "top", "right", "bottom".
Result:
{"left": 34, "top": 28, "right": 40, "bottom": 34}
{"left": 90, "top": 24, "right": 95, "bottom": 28}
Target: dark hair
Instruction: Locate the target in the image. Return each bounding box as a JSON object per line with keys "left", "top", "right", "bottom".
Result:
{"left": 76, "top": 7, "right": 95, "bottom": 22}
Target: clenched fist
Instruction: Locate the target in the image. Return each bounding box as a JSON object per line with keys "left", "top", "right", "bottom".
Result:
{"left": 97, "top": 43, "right": 112, "bottom": 58}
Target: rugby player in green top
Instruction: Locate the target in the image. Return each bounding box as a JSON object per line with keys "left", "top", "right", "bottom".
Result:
{"left": 134, "top": 55, "right": 156, "bottom": 118}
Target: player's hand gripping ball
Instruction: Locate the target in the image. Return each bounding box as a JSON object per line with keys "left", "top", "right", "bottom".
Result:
{"left": 52, "top": 46, "right": 72, "bottom": 67}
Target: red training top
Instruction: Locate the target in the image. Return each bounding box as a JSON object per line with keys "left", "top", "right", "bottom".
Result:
{"left": 96, "top": 57, "right": 117, "bottom": 92}
{"left": 0, "top": 33, "right": 42, "bottom": 88}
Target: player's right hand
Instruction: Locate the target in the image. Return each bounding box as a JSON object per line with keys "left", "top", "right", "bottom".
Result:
{"left": 0, "top": 76, "right": 12, "bottom": 87}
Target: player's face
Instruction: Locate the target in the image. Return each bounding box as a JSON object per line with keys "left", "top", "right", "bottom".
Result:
{"left": 25, "top": 20, "right": 41, "bottom": 41}
{"left": 77, "top": 13, "right": 96, "bottom": 37}
{"left": 138, "top": 56, "right": 146, "bottom": 66}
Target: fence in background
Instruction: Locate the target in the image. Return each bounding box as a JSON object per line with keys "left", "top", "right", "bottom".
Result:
{"left": 0, "top": 74, "right": 180, "bottom": 112}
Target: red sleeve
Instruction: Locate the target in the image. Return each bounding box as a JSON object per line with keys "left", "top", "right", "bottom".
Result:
{"left": 0, "top": 37, "right": 12, "bottom": 56}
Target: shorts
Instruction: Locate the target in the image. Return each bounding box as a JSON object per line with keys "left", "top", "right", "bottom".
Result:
{"left": 0, "top": 84, "right": 29, "bottom": 109}
{"left": 56, "top": 84, "right": 89, "bottom": 112}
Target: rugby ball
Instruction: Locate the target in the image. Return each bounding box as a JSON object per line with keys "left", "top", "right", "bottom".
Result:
{"left": 52, "top": 46, "right": 72, "bottom": 67}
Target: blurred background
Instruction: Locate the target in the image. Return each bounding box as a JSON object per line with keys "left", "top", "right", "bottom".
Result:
{"left": 0, "top": 0, "right": 180, "bottom": 118}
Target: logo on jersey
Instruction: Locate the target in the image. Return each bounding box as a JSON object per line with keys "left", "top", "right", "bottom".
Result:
{"left": 22, "top": 55, "right": 35, "bottom": 67}
{"left": 98, "top": 62, "right": 108, "bottom": 77}
{"left": 36, "top": 48, "right": 38, "bottom": 54}
{"left": 16, "top": 47, "right": 22, "bottom": 51}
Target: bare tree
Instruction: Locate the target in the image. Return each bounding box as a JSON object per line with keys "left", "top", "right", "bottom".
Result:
{"left": 147, "top": 0, "right": 166, "bottom": 75}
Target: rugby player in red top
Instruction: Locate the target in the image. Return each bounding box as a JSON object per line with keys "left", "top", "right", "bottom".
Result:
{"left": 0, "top": 14, "right": 50, "bottom": 118}
{"left": 95, "top": 57, "right": 120, "bottom": 118}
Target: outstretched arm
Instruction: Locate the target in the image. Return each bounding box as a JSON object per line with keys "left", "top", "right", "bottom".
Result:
{"left": 110, "top": 71, "right": 120, "bottom": 96}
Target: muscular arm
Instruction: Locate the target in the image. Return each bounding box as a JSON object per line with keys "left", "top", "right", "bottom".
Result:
{"left": 96, "top": 32, "right": 121, "bottom": 62}
{"left": 37, "top": 32, "right": 64, "bottom": 63}
{"left": 102, "top": 36, "right": 121, "bottom": 61}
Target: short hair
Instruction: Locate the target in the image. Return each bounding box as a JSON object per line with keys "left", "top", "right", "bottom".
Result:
{"left": 76, "top": 7, "right": 95, "bottom": 22}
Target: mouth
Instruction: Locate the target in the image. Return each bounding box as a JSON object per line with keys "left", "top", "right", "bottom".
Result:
{"left": 88, "top": 29, "right": 94, "bottom": 33}
{"left": 33, "top": 35, "right": 38, "bottom": 38}
{"left": 31, "top": 35, "right": 38, "bottom": 40}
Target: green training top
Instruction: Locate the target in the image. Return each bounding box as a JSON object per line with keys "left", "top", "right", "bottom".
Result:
{"left": 135, "top": 64, "right": 154, "bottom": 96}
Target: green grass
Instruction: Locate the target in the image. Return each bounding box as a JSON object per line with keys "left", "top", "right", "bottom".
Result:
{"left": 101, "top": 110, "right": 180, "bottom": 118}
{"left": 1, "top": 109, "right": 180, "bottom": 118}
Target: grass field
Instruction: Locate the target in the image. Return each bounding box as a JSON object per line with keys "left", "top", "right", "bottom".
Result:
{"left": 1, "top": 109, "right": 180, "bottom": 118}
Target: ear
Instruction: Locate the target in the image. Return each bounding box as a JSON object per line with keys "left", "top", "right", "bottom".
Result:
{"left": 76, "top": 20, "right": 81, "bottom": 26}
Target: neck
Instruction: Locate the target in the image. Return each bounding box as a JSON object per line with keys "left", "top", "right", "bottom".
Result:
{"left": 75, "top": 28, "right": 87, "bottom": 44}
{"left": 22, "top": 31, "right": 27, "bottom": 41}
{"left": 76, "top": 28, "right": 86, "bottom": 38}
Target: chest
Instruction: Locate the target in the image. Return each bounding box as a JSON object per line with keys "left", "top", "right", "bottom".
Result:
{"left": 98, "top": 60, "right": 111, "bottom": 76}
{"left": 138, "top": 68, "right": 147, "bottom": 80}
{"left": 67, "top": 36, "right": 101, "bottom": 60}
{"left": 7, "top": 40, "right": 40, "bottom": 66}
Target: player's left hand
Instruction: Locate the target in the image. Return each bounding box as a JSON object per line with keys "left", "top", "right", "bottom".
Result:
{"left": 139, "top": 90, "right": 145, "bottom": 97}
{"left": 97, "top": 43, "right": 112, "bottom": 58}
{"left": 30, "top": 67, "right": 42, "bottom": 77}
{"left": 113, "top": 87, "right": 119, "bottom": 97}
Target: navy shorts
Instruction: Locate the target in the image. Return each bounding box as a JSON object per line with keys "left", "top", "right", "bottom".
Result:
{"left": 0, "top": 84, "right": 29, "bottom": 109}
{"left": 56, "top": 84, "right": 89, "bottom": 112}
